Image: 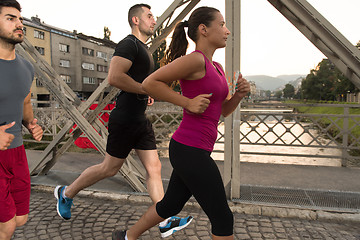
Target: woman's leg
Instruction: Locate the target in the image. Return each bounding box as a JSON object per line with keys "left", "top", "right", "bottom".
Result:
{"left": 126, "top": 204, "right": 164, "bottom": 239}
{"left": 127, "top": 169, "right": 192, "bottom": 239}
{"left": 169, "top": 140, "right": 234, "bottom": 238}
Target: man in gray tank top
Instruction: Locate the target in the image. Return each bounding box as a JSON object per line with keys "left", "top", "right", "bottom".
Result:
{"left": 0, "top": 1, "right": 43, "bottom": 239}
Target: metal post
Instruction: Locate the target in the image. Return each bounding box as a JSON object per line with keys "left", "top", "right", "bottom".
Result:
{"left": 224, "top": 0, "right": 241, "bottom": 199}
{"left": 342, "top": 106, "right": 349, "bottom": 167}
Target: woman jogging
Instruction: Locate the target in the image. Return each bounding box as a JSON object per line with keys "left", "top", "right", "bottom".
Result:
{"left": 112, "top": 6, "right": 250, "bottom": 240}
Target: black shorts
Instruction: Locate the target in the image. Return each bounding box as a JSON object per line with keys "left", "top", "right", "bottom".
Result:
{"left": 106, "top": 118, "right": 157, "bottom": 159}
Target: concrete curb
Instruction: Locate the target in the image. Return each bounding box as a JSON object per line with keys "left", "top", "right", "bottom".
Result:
{"left": 32, "top": 184, "right": 360, "bottom": 223}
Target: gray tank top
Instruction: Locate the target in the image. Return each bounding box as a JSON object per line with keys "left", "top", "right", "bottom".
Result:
{"left": 0, "top": 54, "right": 34, "bottom": 149}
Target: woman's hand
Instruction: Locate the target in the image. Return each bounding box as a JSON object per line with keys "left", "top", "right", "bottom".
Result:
{"left": 185, "top": 93, "right": 212, "bottom": 114}
{"left": 234, "top": 73, "right": 250, "bottom": 98}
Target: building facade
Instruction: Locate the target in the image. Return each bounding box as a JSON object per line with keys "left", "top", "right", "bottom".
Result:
{"left": 23, "top": 16, "right": 51, "bottom": 103}
{"left": 23, "top": 16, "right": 117, "bottom": 103}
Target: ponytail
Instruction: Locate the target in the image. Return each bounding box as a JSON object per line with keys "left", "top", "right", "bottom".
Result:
{"left": 165, "top": 21, "right": 189, "bottom": 64}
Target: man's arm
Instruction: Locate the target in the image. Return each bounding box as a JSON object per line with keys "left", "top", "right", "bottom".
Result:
{"left": 22, "top": 92, "right": 43, "bottom": 141}
{"left": 107, "top": 56, "right": 147, "bottom": 94}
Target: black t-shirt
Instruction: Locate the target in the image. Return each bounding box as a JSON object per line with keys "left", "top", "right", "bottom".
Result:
{"left": 110, "top": 34, "right": 155, "bottom": 123}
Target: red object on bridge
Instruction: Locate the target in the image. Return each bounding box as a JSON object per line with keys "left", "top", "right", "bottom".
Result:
{"left": 69, "top": 103, "right": 115, "bottom": 150}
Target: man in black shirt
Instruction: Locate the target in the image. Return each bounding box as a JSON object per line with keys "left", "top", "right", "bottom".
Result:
{"left": 54, "top": 4, "right": 192, "bottom": 238}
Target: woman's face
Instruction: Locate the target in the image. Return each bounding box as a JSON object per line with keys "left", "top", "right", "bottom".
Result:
{"left": 206, "top": 12, "right": 231, "bottom": 48}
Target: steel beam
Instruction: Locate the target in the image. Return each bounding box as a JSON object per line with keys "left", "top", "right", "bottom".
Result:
{"left": 268, "top": 0, "right": 360, "bottom": 89}
{"left": 224, "top": 0, "right": 241, "bottom": 199}
{"left": 149, "top": 0, "right": 200, "bottom": 53}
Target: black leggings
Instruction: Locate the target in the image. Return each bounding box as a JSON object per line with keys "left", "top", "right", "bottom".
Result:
{"left": 156, "top": 139, "right": 233, "bottom": 236}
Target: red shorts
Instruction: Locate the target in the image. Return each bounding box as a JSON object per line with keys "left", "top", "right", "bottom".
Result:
{"left": 0, "top": 145, "right": 30, "bottom": 222}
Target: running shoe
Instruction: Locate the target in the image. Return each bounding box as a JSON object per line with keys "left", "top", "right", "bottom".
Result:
{"left": 112, "top": 230, "right": 126, "bottom": 240}
{"left": 54, "top": 185, "right": 73, "bottom": 220}
{"left": 159, "top": 216, "right": 193, "bottom": 238}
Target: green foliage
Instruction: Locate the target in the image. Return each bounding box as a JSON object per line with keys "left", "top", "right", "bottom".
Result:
{"left": 300, "top": 58, "right": 358, "bottom": 101}
{"left": 265, "top": 90, "right": 271, "bottom": 98}
{"left": 103, "top": 26, "right": 111, "bottom": 40}
{"left": 283, "top": 84, "right": 295, "bottom": 99}
{"left": 274, "top": 90, "right": 282, "bottom": 99}
{"left": 288, "top": 100, "right": 360, "bottom": 139}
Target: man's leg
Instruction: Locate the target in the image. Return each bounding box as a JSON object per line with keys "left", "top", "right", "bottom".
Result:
{"left": 55, "top": 153, "right": 125, "bottom": 219}
{"left": 135, "top": 149, "right": 163, "bottom": 203}
{"left": 0, "top": 214, "right": 28, "bottom": 240}
{"left": 0, "top": 217, "right": 16, "bottom": 240}
{"left": 0, "top": 146, "right": 30, "bottom": 239}
{"left": 65, "top": 153, "right": 126, "bottom": 198}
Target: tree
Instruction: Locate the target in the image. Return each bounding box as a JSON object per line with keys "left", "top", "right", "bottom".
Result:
{"left": 275, "top": 90, "right": 282, "bottom": 99}
{"left": 300, "top": 58, "right": 358, "bottom": 101}
{"left": 283, "top": 84, "right": 295, "bottom": 99}
{"left": 103, "top": 26, "right": 111, "bottom": 40}
{"left": 265, "top": 90, "right": 271, "bottom": 99}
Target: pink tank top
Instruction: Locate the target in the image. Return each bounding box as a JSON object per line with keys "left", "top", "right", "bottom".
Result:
{"left": 172, "top": 50, "right": 229, "bottom": 151}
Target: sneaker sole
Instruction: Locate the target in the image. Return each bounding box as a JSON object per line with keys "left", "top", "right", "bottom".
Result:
{"left": 54, "top": 185, "right": 69, "bottom": 220}
{"left": 160, "top": 217, "right": 193, "bottom": 238}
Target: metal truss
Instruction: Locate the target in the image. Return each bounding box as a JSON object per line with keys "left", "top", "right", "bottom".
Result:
{"left": 268, "top": 0, "right": 360, "bottom": 89}
{"left": 16, "top": 38, "right": 147, "bottom": 192}
{"left": 148, "top": 0, "right": 201, "bottom": 52}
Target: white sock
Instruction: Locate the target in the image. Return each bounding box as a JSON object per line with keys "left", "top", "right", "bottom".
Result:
{"left": 159, "top": 217, "right": 171, "bottom": 227}
{"left": 62, "top": 186, "right": 68, "bottom": 199}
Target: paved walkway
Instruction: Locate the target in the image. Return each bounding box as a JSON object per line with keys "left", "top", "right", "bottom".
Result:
{"left": 13, "top": 187, "right": 360, "bottom": 240}
{"left": 18, "top": 150, "right": 360, "bottom": 239}
{"left": 28, "top": 150, "right": 360, "bottom": 192}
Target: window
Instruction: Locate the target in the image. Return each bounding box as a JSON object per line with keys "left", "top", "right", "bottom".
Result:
{"left": 35, "top": 46, "right": 45, "bottom": 55}
{"left": 59, "top": 43, "right": 70, "bottom": 53}
{"left": 36, "top": 78, "right": 43, "bottom": 87}
{"left": 82, "top": 47, "right": 94, "bottom": 56}
{"left": 60, "top": 75, "right": 71, "bottom": 83}
{"left": 96, "top": 51, "right": 107, "bottom": 60}
{"left": 23, "top": 27, "right": 27, "bottom": 35}
{"left": 98, "top": 78, "right": 105, "bottom": 85}
{"left": 83, "top": 77, "right": 96, "bottom": 84}
{"left": 59, "top": 59, "right": 70, "bottom": 68}
{"left": 82, "top": 62, "right": 95, "bottom": 70}
{"left": 97, "top": 64, "right": 108, "bottom": 72}
{"left": 34, "top": 30, "right": 45, "bottom": 39}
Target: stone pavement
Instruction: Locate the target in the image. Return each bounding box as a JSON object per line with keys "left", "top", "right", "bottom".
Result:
{"left": 13, "top": 187, "right": 360, "bottom": 240}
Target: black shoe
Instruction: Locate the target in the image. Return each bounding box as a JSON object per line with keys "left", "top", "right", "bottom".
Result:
{"left": 112, "top": 230, "right": 126, "bottom": 240}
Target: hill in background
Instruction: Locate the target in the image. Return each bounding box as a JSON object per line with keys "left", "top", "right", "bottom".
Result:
{"left": 245, "top": 74, "right": 306, "bottom": 91}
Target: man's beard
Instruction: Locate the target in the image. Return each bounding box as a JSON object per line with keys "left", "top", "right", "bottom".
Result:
{"left": 0, "top": 30, "right": 24, "bottom": 46}
{"left": 1, "top": 36, "right": 23, "bottom": 45}
{"left": 140, "top": 27, "right": 154, "bottom": 38}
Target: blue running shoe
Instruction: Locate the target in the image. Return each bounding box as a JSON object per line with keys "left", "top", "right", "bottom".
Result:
{"left": 159, "top": 216, "right": 193, "bottom": 238}
{"left": 54, "top": 185, "right": 73, "bottom": 220}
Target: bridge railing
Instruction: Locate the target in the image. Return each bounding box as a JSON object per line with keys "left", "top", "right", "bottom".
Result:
{"left": 238, "top": 102, "right": 360, "bottom": 167}
{"left": 24, "top": 101, "right": 360, "bottom": 167}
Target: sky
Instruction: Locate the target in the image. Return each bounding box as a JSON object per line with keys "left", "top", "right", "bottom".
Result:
{"left": 18, "top": 0, "right": 360, "bottom": 77}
